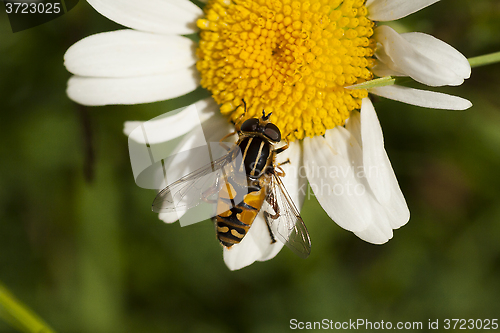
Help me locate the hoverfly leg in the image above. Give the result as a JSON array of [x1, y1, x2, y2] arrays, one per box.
[[201, 185, 219, 204], [264, 189, 280, 243], [263, 212, 277, 244], [265, 189, 280, 220], [272, 159, 290, 177], [233, 99, 248, 132], [201, 175, 223, 204], [274, 133, 293, 154], [279, 159, 291, 166], [219, 131, 237, 151], [275, 129, 298, 155], [275, 164, 287, 178], [234, 113, 246, 132], [273, 141, 289, 155]]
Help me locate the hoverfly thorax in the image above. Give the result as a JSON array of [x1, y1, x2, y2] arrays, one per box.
[[235, 112, 281, 180]]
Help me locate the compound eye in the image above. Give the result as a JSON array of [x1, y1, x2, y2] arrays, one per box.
[[240, 118, 260, 132], [264, 123, 281, 142]]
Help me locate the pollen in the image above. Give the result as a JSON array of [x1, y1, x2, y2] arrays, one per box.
[[196, 0, 375, 140]]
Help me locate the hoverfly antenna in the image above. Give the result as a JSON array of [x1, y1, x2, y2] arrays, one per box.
[[262, 110, 272, 121], [235, 99, 247, 117], [241, 99, 247, 114], [233, 99, 248, 129], [285, 129, 298, 139]]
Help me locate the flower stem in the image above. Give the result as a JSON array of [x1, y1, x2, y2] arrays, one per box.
[[0, 282, 56, 333], [468, 51, 500, 68]]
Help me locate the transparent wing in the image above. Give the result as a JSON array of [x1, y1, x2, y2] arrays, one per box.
[[264, 171, 311, 258], [152, 152, 234, 214]]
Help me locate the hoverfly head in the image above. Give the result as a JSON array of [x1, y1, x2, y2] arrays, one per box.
[[237, 104, 280, 142]]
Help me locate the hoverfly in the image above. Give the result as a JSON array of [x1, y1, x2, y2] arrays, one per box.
[[152, 103, 311, 259]]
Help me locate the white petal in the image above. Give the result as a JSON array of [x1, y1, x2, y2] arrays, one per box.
[[257, 242, 285, 262], [309, 104, 409, 242], [359, 196, 395, 244], [163, 114, 231, 188], [129, 111, 210, 191], [375, 25, 466, 87], [86, 0, 202, 35], [156, 114, 231, 223], [359, 98, 409, 228], [370, 85, 473, 110], [201, 113, 235, 145], [159, 209, 186, 224], [345, 110, 362, 146], [354, 213, 394, 244], [67, 67, 199, 106], [401, 32, 471, 80], [124, 98, 217, 144], [154, 128, 211, 222], [164, 113, 231, 186], [64, 30, 196, 77], [360, 98, 390, 203], [371, 61, 406, 78], [223, 215, 278, 271], [366, 0, 439, 21], [304, 133, 372, 232]]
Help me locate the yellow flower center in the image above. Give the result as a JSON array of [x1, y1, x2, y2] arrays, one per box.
[[197, 0, 376, 140]]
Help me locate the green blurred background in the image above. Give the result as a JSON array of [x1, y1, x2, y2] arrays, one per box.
[[1, 1, 499, 332]]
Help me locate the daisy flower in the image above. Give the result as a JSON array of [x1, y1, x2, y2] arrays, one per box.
[[64, 0, 472, 270]]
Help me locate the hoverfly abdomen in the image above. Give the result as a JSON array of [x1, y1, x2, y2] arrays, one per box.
[[215, 183, 267, 247]]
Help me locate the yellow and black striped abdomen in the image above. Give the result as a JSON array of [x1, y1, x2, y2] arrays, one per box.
[[215, 181, 267, 248]]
